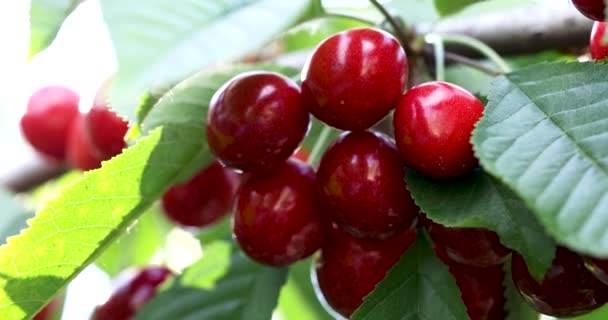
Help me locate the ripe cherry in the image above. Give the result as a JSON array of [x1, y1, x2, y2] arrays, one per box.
[[161, 160, 240, 228], [590, 22, 608, 61], [85, 104, 128, 159], [394, 81, 484, 179], [20, 86, 80, 161], [421, 215, 510, 267], [301, 27, 408, 131], [584, 256, 608, 285], [66, 115, 104, 171], [316, 131, 418, 239], [207, 71, 309, 173], [572, 0, 605, 21], [93, 266, 172, 320], [314, 224, 417, 318], [233, 158, 325, 266], [434, 244, 506, 320], [511, 247, 608, 318]]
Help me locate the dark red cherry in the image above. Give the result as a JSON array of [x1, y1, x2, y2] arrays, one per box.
[[316, 131, 418, 239], [93, 266, 172, 320], [161, 160, 240, 228], [433, 244, 506, 320], [20, 86, 80, 161], [207, 71, 310, 172], [512, 247, 608, 318], [66, 115, 104, 171], [590, 22, 608, 61], [584, 256, 608, 285], [421, 215, 510, 267], [233, 159, 325, 266], [85, 105, 128, 159], [301, 27, 408, 131], [394, 81, 484, 179], [315, 224, 417, 318], [572, 0, 605, 21]]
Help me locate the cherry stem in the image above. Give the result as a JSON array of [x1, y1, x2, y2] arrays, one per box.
[[425, 34, 446, 82], [308, 125, 333, 167], [323, 12, 376, 26], [433, 34, 512, 74], [368, 0, 409, 46]]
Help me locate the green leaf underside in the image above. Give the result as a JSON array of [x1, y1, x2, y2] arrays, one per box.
[[472, 62, 608, 256], [28, 0, 81, 59], [100, 0, 314, 123], [135, 241, 287, 320], [352, 235, 468, 320], [277, 260, 332, 320], [433, 0, 481, 16], [406, 169, 556, 279], [0, 64, 290, 319], [503, 259, 539, 320]]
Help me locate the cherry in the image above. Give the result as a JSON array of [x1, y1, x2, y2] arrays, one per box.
[[590, 22, 608, 61], [85, 104, 128, 159], [233, 158, 325, 266], [207, 71, 310, 173], [421, 214, 510, 267], [511, 247, 608, 317], [572, 0, 605, 21], [301, 27, 408, 131], [314, 224, 417, 318], [584, 256, 608, 285], [66, 114, 104, 171], [161, 160, 240, 228], [93, 266, 172, 320], [20, 86, 80, 161], [394, 81, 484, 179], [316, 131, 418, 239], [433, 244, 505, 320]]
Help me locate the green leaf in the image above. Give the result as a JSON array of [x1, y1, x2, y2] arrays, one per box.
[[433, 0, 482, 16], [281, 16, 370, 53], [29, 0, 81, 59], [277, 260, 332, 320], [100, 0, 315, 122], [0, 191, 32, 245], [504, 259, 539, 320], [472, 62, 608, 256], [0, 64, 288, 319], [352, 235, 469, 320], [196, 217, 232, 247], [386, 0, 440, 25], [407, 169, 556, 279], [566, 304, 608, 320], [95, 206, 172, 277], [135, 241, 288, 320]]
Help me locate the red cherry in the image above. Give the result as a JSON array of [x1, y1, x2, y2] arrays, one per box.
[[66, 115, 104, 171], [394, 81, 484, 179], [301, 27, 407, 131], [233, 159, 325, 266], [207, 71, 310, 173], [433, 244, 506, 320], [572, 0, 605, 21], [584, 256, 608, 285], [93, 266, 172, 320], [85, 105, 128, 159], [511, 247, 608, 318], [316, 131, 418, 239], [20, 86, 80, 161], [421, 214, 510, 267], [315, 225, 417, 318], [590, 22, 608, 61], [161, 160, 240, 228]]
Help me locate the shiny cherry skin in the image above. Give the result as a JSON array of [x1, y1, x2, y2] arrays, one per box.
[[394, 81, 484, 179], [315, 224, 417, 318], [233, 159, 325, 266], [93, 266, 172, 320], [572, 0, 605, 21], [434, 244, 505, 320], [421, 215, 510, 267], [316, 131, 418, 239], [20, 86, 80, 161], [590, 22, 608, 61], [161, 160, 240, 228], [85, 104, 128, 159], [512, 247, 608, 318], [301, 27, 408, 131], [66, 115, 104, 171], [584, 256, 608, 285], [207, 71, 309, 173]]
